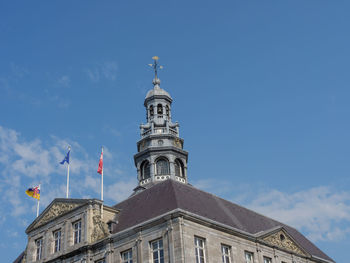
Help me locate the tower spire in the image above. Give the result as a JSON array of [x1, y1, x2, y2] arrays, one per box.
[[148, 56, 163, 87], [133, 58, 188, 193]]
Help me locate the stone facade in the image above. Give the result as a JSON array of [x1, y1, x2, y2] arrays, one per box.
[[22, 206, 332, 263], [23, 199, 118, 263]]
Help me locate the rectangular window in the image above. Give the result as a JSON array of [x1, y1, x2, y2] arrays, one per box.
[[221, 245, 231, 263], [73, 220, 81, 244], [35, 238, 43, 261], [53, 229, 61, 252], [263, 256, 272, 263], [121, 249, 133, 263], [151, 239, 164, 263], [245, 251, 254, 263], [194, 237, 205, 263]]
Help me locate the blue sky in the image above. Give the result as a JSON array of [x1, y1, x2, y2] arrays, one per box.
[[1, 1, 349, 262]]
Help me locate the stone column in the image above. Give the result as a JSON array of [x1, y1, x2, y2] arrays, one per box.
[[105, 242, 114, 263], [255, 242, 262, 263], [179, 217, 186, 263], [43, 229, 49, 261], [136, 232, 143, 263], [166, 220, 174, 263]]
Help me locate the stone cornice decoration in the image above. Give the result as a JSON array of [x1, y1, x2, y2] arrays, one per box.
[[91, 210, 109, 243], [33, 203, 80, 229], [262, 230, 307, 257]]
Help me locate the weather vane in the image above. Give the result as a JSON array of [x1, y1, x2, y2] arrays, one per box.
[[148, 56, 163, 80]]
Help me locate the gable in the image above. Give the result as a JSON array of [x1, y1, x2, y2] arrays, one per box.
[[261, 229, 307, 256], [26, 199, 87, 233], [34, 202, 81, 229]]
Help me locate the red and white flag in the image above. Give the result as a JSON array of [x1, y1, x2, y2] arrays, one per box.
[[97, 150, 103, 175]]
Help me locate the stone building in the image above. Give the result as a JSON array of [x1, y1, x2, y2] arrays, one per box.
[[15, 61, 334, 263]]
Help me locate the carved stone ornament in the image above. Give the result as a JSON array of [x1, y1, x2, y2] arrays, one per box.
[[263, 230, 307, 256], [173, 138, 182, 148], [33, 203, 80, 229], [91, 210, 109, 243]]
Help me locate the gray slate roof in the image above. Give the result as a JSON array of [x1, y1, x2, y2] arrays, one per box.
[[113, 179, 333, 262], [13, 251, 24, 263]]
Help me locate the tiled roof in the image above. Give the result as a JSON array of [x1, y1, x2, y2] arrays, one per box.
[[113, 179, 333, 262], [13, 251, 24, 263]]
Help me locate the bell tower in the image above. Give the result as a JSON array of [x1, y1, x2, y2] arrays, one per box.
[[134, 57, 188, 191]]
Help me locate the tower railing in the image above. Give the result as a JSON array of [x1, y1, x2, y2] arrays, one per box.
[[141, 127, 178, 138]]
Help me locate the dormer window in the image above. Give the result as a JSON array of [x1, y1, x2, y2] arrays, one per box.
[[157, 104, 163, 114], [73, 220, 81, 244], [53, 229, 61, 252], [35, 237, 43, 261], [156, 158, 170, 175]]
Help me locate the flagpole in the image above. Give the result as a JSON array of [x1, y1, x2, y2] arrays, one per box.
[[101, 146, 104, 219], [36, 184, 41, 218], [66, 146, 71, 198]]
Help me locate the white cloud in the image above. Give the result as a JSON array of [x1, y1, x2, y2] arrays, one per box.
[[86, 68, 100, 82], [57, 75, 70, 88], [0, 125, 134, 228], [10, 63, 29, 79], [85, 61, 118, 82], [243, 186, 350, 242], [192, 177, 350, 242], [105, 178, 137, 203], [101, 62, 118, 81]]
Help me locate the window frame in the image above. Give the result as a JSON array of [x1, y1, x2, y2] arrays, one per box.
[[221, 244, 231, 263], [244, 251, 254, 263], [53, 229, 61, 253], [157, 104, 163, 114], [155, 158, 170, 175], [194, 236, 206, 263], [141, 160, 151, 180], [263, 256, 272, 263], [35, 237, 43, 261], [150, 238, 164, 263], [165, 105, 170, 117], [174, 159, 184, 178], [73, 220, 82, 244], [121, 249, 133, 263]]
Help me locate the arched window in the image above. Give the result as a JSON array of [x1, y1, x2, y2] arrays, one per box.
[[174, 159, 185, 178], [165, 105, 170, 117], [149, 105, 154, 117], [157, 104, 163, 114], [156, 158, 169, 175], [141, 160, 151, 179]]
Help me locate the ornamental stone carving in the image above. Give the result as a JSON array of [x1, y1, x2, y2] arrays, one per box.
[[173, 138, 182, 148], [34, 203, 80, 229], [263, 230, 307, 256], [91, 210, 109, 243]]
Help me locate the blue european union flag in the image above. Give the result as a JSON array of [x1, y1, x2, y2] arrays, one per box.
[[60, 150, 70, 165]]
